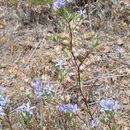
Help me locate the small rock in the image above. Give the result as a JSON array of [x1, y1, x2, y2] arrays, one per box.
[[20, 87, 25, 91], [117, 39, 124, 45], [123, 100, 129, 105], [125, 90, 130, 95]]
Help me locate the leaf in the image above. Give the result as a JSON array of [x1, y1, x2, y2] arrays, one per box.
[[58, 73, 64, 81], [80, 78, 83, 86], [68, 13, 74, 22], [100, 119, 108, 125], [70, 121, 76, 128], [62, 39, 70, 45], [86, 32, 94, 39], [88, 90, 92, 97], [43, 100, 49, 106], [58, 32, 66, 39], [51, 34, 58, 42], [21, 112, 31, 121], [112, 126, 117, 130], [67, 12, 78, 22], [58, 8, 66, 16], [73, 12, 80, 20], [27, 93, 33, 99], [92, 38, 99, 47], [105, 111, 115, 120], [64, 48, 71, 58], [66, 111, 73, 121], [64, 71, 68, 76]]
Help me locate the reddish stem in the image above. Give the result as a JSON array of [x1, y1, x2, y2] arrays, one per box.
[[92, 106, 99, 116], [90, 79, 98, 91], [85, 86, 88, 104], [79, 48, 91, 67], [68, 60, 78, 72], [65, 16, 93, 120], [66, 80, 75, 88], [64, 80, 71, 88]]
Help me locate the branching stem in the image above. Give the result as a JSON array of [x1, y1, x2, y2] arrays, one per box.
[[64, 17, 93, 120]]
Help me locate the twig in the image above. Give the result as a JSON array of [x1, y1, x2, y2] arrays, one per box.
[[25, 40, 42, 66], [110, 57, 130, 66]]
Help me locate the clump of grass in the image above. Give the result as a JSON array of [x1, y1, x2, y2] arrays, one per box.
[[4, 0, 54, 6]]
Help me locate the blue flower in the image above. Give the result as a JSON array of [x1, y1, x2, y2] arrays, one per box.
[[100, 100, 112, 112], [100, 99, 121, 113], [95, 74, 100, 79], [78, 10, 85, 18], [0, 95, 10, 109], [36, 80, 41, 86], [69, 104, 81, 114], [67, 0, 72, 3], [34, 90, 45, 98], [0, 95, 4, 100], [33, 80, 42, 89], [44, 84, 55, 95], [0, 88, 7, 93], [55, 61, 65, 70], [34, 87, 45, 98], [0, 106, 5, 116], [116, 48, 124, 57], [60, 104, 69, 112], [96, 88, 100, 92], [91, 120, 98, 128], [19, 102, 36, 115], [113, 101, 122, 112], [116, 48, 124, 54], [53, 0, 65, 8]]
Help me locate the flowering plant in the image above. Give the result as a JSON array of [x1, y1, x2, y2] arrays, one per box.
[[51, 0, 123, 129], [33, 80, 55, 98], [0, 88, 10, 116], [33, 80, 56, 106], [100, 99, 122, 129], [60, 104, 80, 128], [60, 104, 81, 114], [100, 99, 122, 113], [18, 102, 36, 126]]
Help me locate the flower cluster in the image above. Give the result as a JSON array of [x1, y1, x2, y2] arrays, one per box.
[[53, 0, 72, 9], [60, 104, 80, 114], [53, 0, 85, 19], [18, 102, 36, 115], [33, 80, 55, 98], [100, 99, 122, 113], [53, 0, 65, 8], [0, 96, 10, 116], [44, 84, 55, 95], [0, 88, 10, 116]]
